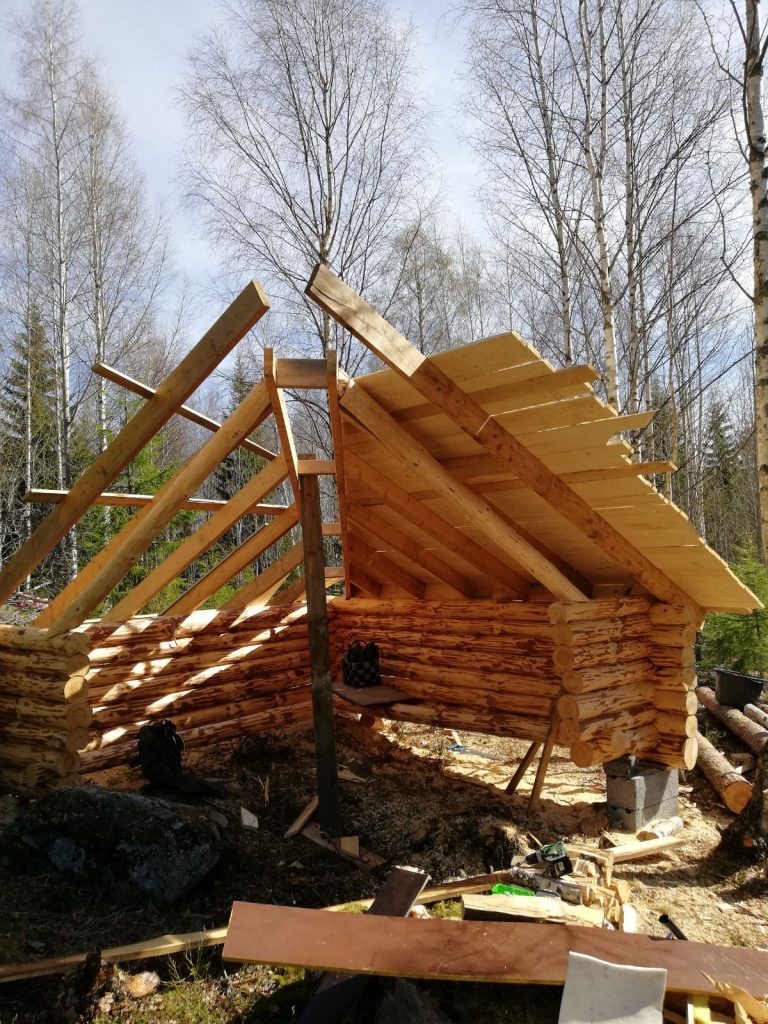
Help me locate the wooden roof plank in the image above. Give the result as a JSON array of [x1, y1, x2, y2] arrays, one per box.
[[0, 280, 270, 606], [347, 530, 427, 599], [305, 264, 703, 611]]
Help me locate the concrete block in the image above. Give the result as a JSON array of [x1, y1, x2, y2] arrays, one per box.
[[606, 768, 678, 810], [603, 756, 638, 779], [607, 796, 679, 832]]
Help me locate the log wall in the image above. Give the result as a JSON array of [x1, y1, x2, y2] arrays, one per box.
[[81, 603, 313, 773], [0, 624, 91, 795]]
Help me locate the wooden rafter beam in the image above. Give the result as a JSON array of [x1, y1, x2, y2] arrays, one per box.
[[339, 380, 586, 601], [24, 489, 233, 514], [164, 506, 300, 616], [264, 348, 300, 503], [0, 280, 270, 605], [102, 456, 289, 621], [37, 381, 274, 635], [347, 530, 427, 599], [93, 362, 276, 461], [327, 351, 352, 599], [347, 500, 475, 599], [347, 562, 382, 599], [297, 460, 336, 476], [344, 449, 527, 598], [268, 566, 345, 606], [223, 540, 304, 610], [306, 265, 700, 612], [275, 358, 327, 389]]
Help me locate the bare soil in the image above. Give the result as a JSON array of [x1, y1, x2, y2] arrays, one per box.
[[0, 712, 765, 1023]]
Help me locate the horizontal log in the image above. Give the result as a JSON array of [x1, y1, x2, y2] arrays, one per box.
[[650, 624, 697, 647], [85, 605, 307, 646], [696, 733, 752, 813], [653, 690, 698, 715], [553, 640, 650, 672], [88, 622, 310, 667], [0, 721, 90, 752], [383, 643, 552, 677], [334, 625, 555, 655], [558, 683, 654, 721], [331, 598, 552, 623], [0, 763, 40, 793], [654, 667, 697, 691], [559, 708, 657, 746], [744, 703, 768, 730], [649, 646, 696, 669], [0, 626, 89, 656], [0, 698, 92, 728], [551, 616, 651, 645], [561, 660, 654, 695], [611, 724, 660, 755], [334, 615, 555, 640], [570, 736, 621, 769], [635, 735, 698, 771], [0, 743, 80, 774], [696, 687, 768, 755], [3, 672, 89, 702], [0, 649, 90, 675], [377, 701, 549, 742], [377, 674, 556, 719], [370, 655, 559, 696], [647, 604, 703, 627], [653, 712, 698, 738], [548, 597, 653, 625]]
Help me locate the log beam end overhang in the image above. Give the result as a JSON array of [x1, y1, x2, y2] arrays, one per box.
[[307, 263, 702, 614]]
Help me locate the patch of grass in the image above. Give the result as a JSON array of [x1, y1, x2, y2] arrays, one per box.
[[427, 899, 463, 919]]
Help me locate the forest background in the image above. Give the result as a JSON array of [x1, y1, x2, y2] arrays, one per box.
[[0, 0, 765, 634]]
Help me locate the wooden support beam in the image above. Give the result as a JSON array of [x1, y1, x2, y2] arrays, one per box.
[[23, 488, 288, 515], [298, 460, 336, 476], [275, 358, 328, 389], [505, 741, 542, 795], [164, 506, 299, 616], [103, 456, 289, 621], [347, 500, 474, 598], [224, 541, 304, 610], [347, 530, 426, 599], [327, 351, 352, 599], [300, 472, 342, 837], [0, 281, 270, 604], [345, 449, 528, 597], [306, 265, 700, 612], [93, 362, 276, 460], [348, 562, 382, 598], [37, 381, 274, 635], [339, 379, 587, 601], [264, 348, 300, 502]]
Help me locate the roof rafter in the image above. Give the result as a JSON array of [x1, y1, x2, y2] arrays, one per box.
[[347, 530, 427, 599]]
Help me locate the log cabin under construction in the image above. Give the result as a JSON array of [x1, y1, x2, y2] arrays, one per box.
[[0, 265, 760, 804]]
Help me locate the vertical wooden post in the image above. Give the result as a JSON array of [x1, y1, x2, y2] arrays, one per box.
[[299, 471, 342, 837]]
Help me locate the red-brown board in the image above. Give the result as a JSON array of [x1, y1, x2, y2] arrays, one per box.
[[223, 902, 768, 997]]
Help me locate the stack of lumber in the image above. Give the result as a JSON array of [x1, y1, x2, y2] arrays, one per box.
[[331, 599, 556, 740], [553, 599, 700, 770], [81, 603, 314, 772], [0, 624, 91, 795]]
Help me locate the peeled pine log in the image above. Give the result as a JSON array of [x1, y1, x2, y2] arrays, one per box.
[[648, 646, 695, 669], [379, 701, 549, 742], [653, 712, 698, 738], [384, 642, 552, 677], [650, 624, 698, 648], [88, 622, 310, 665], [0, 626, 89, 656], [0, 648, 90, 675], [6, 672, 89, 702], [334, 598, 551, 623], [551, 615, 651, 645], [558, 682, 654, 721], [334, 614, 555, 640], [570, 735, 622, 768], [0, 720, 90, 752], [0, 696, 92, 728], [744, 704, 768, 730], [654, 666, 697, 691], [636, 734, 698, 770], [648, 604, 702, 627], [697, 687, 768, 755], [0, 743, 80, 775], [696, 733, 753, 813], [335, 628, 554, 658], [379, 656, 558, 698], [548, 597, 653, 624], [559, 708, 656, 746], [654, 690, 698, 714], [0, 763, 40, 792], [86, 605, 307, 647], [561, 660, 653, 695], [372, 673, 555, 719], [553, 640, 650, 672]]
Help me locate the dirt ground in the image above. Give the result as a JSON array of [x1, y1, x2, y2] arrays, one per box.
[[0, 711, 765, 1023]]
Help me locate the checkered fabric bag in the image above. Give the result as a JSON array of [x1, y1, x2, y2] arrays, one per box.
[[342, 641, 381, 688]]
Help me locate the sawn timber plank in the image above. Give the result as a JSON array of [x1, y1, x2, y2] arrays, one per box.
[[223, 903, 768, 997]]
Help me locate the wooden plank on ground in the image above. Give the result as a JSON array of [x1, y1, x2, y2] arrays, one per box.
[[0, 281, 269, 605], [298, 867, 429, 1024], [300, 822, 386, 870], [223, 903, 768, 996]]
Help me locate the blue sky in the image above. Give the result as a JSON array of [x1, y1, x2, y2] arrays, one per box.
[[0, 0, 483, 341]]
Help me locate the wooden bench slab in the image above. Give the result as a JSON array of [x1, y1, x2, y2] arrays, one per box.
[[332, 681, 414, 706], [223, 902, 768, 997]]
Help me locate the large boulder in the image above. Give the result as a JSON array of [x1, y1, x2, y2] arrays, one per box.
[[13, 785, 222, 905]]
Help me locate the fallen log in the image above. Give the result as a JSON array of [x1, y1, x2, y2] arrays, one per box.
[[744, 703, 768, 731], [696, 687, 768, 755], [696, 733, 753, 813]]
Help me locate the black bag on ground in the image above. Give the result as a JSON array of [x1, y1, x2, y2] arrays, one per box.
[[342, 641, 381, 688], [136, 719, 226, 797]]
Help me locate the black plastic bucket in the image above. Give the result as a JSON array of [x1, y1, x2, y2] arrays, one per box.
[[714, 668, 765, 710]]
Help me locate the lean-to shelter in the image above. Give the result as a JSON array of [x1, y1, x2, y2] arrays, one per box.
[[0, 267, 759, 798]]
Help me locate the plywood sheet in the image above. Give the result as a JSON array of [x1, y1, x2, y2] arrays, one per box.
[[223, 903, 768, 996]]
